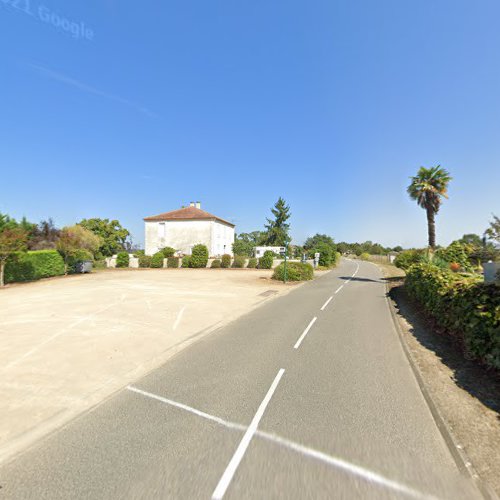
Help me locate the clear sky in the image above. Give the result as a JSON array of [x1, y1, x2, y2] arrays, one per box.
[[1, 0, 499, 248]]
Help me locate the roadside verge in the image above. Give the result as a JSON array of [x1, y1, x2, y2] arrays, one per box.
[[377, 263, 499, 500]]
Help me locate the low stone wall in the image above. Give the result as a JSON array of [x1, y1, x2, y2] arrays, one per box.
[[105, 256, 315, 269], [105, 255, 139, 268]]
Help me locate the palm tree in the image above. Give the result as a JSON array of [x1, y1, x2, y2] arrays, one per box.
[[407, 165, 452, 248]]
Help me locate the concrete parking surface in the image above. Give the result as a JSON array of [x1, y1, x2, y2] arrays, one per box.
[[0, 268, 299, 463]]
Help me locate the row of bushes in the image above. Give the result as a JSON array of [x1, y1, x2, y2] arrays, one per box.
[[4, 250, 65, 283], [405, 263, 500, 370], [135, 248, 275, 270]]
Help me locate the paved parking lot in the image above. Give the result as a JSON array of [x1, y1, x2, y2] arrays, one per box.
[[0, 268, 298, 463]]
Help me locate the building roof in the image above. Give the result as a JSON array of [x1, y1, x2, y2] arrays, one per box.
[[143, 206, 235, 227]]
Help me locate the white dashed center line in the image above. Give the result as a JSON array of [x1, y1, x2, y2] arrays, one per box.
[[294, 317, 318, 349]]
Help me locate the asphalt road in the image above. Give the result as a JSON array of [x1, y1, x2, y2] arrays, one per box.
[[0, 259, 482, 499]]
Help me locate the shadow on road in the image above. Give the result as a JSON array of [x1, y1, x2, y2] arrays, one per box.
[[389, 284, 500, 418], [338, 276, 383, 283]]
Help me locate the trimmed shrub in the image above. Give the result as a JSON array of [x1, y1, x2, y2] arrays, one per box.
[[139, 255, 152, 268], [161, 246, 176, 258], [247, 257, 258, 269], [211, 259, 221, 268], [5, 250, 65, 283], [272, 262, 314, 281], [167, 257, 179, 268], [406, 263, 500, 369], [232, 255, 246, 268], [181, 255, 191, 268], [116, 251, 129, 268], [258, 250, 274, 270], [151, 252, 165, 268], [189, 244, 208, 268], [221, 254, 231, 268]]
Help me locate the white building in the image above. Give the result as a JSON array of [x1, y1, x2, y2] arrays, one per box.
[[144, 202, 235, 257], [255, 246, 286, 258]]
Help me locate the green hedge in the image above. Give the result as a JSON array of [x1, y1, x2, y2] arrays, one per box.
[[247, 257, 258, 269], [189, 244, 208, 268], [182, 255, 191, 268], [272, 262, 314, 281], [211, 259, 221, 268], [232, 255, 246, 268], [116, 251, 129, 268], [161, 247, 176, 258], [406, 263, 500, 369], [394, 249, 427, 270], [221, 254, 231, 268], [151, 252, 164, 268], [258, 251, 274, 269], [5, 250, 65, 283], [167, 257, 179, 268], [139, 255, 152, 268]]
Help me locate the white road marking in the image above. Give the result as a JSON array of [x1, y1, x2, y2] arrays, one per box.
[[127, 385, 432, 500], [257, 431, 432, 500], [212, 368, 285, 500], [320, 296, 333, 311], [353, 263, 359, 277], [334, 284, 344, 294], [173, 306, 186, 331], [293, 317, 317, 349], [127, 386, 246, 432]]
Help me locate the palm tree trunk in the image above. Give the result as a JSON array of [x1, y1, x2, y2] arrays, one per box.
[[427, 207, 436, 248]]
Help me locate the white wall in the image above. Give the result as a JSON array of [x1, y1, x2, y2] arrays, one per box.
[[145, 220, 234, 257], [211, 221, 235, 257]]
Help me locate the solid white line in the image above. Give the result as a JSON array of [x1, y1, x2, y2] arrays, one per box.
[[257, 431, 433, 500], [293, 317, 317, 349], [173, 306, 186, 331], [126, 386, 246, 432], [211, 368, 285, 500], [334, 284, 344, 294], [126, 386, 431, 499], [320, 296, 333, 311]]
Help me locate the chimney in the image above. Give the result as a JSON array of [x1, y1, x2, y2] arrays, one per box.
[[189, 201, 195, 207], [195, 201, 201, 209]]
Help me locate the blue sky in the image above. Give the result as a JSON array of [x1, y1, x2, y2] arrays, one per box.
[[1, 0, 499, 248]]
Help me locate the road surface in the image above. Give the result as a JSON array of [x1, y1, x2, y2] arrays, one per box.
[[0, 259, 481, 499]]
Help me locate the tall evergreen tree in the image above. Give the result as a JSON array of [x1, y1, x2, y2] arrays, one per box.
[[263, 197, 291, 246]]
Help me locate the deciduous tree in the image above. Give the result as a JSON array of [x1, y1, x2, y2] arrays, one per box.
[[78, 218, 130, 258]]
